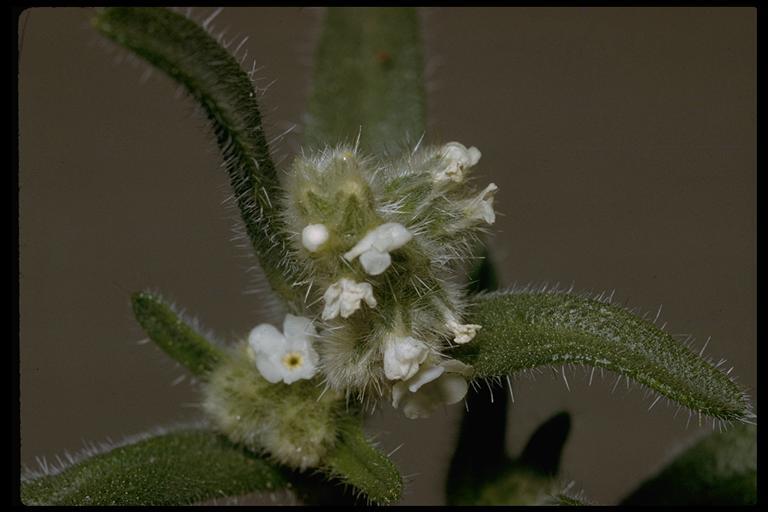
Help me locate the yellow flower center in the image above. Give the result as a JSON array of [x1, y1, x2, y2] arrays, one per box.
[[282, 352, 304, 370]]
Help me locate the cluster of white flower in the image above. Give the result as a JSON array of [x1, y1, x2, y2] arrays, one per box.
[[433, 142, 498, 226], [246, 142, 494, 418]]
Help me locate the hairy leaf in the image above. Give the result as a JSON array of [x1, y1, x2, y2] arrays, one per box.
[[21, 429, 287, 505], [132, 291, 222, 378], [621, 423, 756, 505], [321, 416, 402, 505], [305, 7, 425, 154], [92, 7, 300, 305], [455, 291, 753, 423]]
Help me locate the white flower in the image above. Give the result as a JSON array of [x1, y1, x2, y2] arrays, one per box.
[[343, 223, 413, 275], [433, 142, 482, 183], [248, 315, 319, 384], [301, 224, 329, 252], [392, 359, 473, 419], [467, 183, 498, 225], [447, 320, 482, 344], [322, 278, 377, 320], [383, 335, 430, 381]]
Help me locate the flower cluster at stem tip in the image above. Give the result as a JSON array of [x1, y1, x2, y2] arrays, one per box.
[[246, 141, 497, 419]]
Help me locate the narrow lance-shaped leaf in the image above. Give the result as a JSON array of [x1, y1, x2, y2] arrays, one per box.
[[92, 7, 301, 305], [305, 7, 425, 154], [621, 423, 756, 505], [21, 428, 288, 506], [454, 291, 753, 423], [321, 415, 402, 505], [131, 291, 222, 379]]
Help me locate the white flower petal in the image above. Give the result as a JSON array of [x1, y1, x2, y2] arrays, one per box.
[[343, 232, 376, 261], [383, 336, 429, 381], [256, 355, 284, 383], [447, 320, 482, 344], [370, 223, 413, 253], [301, 224, 329, 252], [439, 359, 474, 376], [468, 183, 498, 225], [344, 223, 412, 275], [248, 324, 285, 355], [322, 278, 377, 320], [283, 314, 316, 342], [407, 364, 445, 393], [434, 142, 482, 183], [466, 146, 482, 167], [321, 282, 343, 320], [434, 373, 469, 405], [391, 358, 473, 419], [359, 249, 391, 276], [250, 315, 318, 384]]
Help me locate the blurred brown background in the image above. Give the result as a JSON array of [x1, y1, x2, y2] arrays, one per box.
[[19, 7, 755, 505]]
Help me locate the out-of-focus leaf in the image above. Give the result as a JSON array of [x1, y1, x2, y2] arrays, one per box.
[[305, 7, 425, 154], [621, 423, 756, 505]]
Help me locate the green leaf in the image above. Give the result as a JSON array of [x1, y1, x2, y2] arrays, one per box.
[[621, 423, 756, 505], [92, 7, 300, 305], [21, 428, 288, 505], [447, 410, 572, 506], [321, 415, 402, 505], [454, 291, 753, 423], [305, 7, 425, 154], [131, 291, 222, 378], [519, 411, 571, 476]]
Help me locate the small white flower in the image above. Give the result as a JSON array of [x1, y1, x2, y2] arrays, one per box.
[[433, 142, 482, 183], [247, 315, 319, 384], [383, 335, 430, 381], [322, 278, 377, 320], [446, 320, 482, 344], [467, 183, 498, 225], [301, 224, 329, 252], [392, 359, 473, 419], [343, 223, 413, 275]]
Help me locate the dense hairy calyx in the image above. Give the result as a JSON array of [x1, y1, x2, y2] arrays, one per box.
[[203, 342, 345, 470], [202, 343, 402, 504], [280, 145, 494, 401], [455, 291, 753, 423]]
